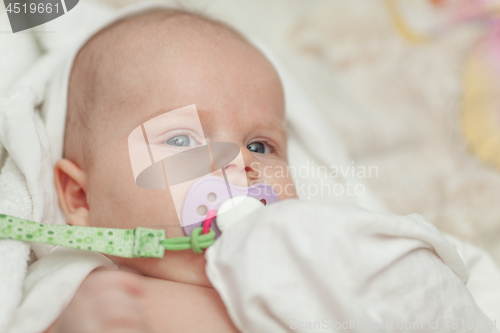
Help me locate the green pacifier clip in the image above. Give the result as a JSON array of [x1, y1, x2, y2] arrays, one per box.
[[0, 214, 215, 258]]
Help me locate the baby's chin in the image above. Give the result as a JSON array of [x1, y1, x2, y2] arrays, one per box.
[[106, 250, 212, 288]]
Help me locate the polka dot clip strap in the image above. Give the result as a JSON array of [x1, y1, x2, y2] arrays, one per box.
[[0, 214, 215, 258]]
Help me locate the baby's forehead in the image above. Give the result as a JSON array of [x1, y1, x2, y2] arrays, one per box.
[[66, 9, 284, 158], [71, 9, 272, 108], [87, 16, 273, 93], [79, 10, 249, 71]]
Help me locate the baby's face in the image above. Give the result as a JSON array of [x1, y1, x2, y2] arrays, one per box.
[[65, 15, 297, 286]]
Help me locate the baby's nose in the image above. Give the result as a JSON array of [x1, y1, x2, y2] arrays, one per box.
[[240, 146, 260, 178], [220, 162, 246, 188], [217, 144, 256, 187]]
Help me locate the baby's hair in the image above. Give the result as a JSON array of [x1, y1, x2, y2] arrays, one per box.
[[64, 7, 249, 171]]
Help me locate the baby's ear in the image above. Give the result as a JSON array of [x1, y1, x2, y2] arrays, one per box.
[[54, 159, 90, 227]]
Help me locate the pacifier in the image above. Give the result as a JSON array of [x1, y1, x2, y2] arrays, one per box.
[[181, 176, 279, 239]]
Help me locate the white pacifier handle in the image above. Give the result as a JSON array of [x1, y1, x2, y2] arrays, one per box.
[[216, 196, 265, 232]]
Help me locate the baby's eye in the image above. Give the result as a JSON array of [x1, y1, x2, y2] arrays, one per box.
[[247, 142, 271, 154], [164, 135, 199, 147]]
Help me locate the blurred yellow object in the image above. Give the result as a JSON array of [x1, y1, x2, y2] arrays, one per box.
[[384, 0, 500, 43], [384, 0, 500, 169], [384, 0, 430, 43], [462, 40, 500, 168]]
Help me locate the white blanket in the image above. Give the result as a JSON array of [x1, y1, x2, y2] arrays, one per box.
[[1, 1, 499, 333], [206, 200, 500, 333]]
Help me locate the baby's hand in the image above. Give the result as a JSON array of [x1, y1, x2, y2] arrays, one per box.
[[46, 269, 151, 333]]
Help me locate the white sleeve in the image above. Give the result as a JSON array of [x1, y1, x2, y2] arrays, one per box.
[[8, 247, 116, 333], [206, 200, 499, 333]]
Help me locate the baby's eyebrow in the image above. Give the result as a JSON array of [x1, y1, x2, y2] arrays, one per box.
[[136, 105, 199, 128], [138, 106, 288, 140], [142, 107, 173, 123], [255, 121, 288, 143], [260, 120, 287, 133], [141, 105, 205, 124]]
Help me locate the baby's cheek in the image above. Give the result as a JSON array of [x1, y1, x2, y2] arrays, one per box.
[[272, 176, 297, 200], [89, 166, 180, 231], [252, 160, 297, 200]]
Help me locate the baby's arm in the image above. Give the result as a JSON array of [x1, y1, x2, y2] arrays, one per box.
[[44, 269, 151, 333], [44, 269, 239, 333], [138, 273, 240, 333]]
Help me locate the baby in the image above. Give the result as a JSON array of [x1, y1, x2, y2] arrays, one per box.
[[47, 7, 297, 333]]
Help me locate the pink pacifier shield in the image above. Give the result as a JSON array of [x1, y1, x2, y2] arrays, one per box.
[[182, 177, 279, 238]]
